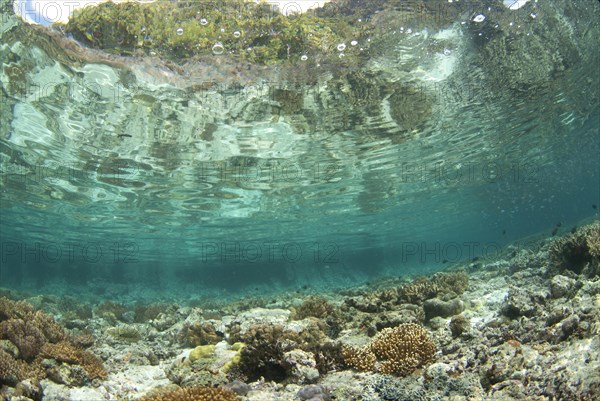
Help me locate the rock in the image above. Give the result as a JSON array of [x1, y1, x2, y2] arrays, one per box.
[[501, 287, 543, 318], [449, 314, 470, 337], [223, 380, 251, 396], [284, 349, 319, 384], [550, 275, 576, 298], [424, 298, 464, 320], [46, 364, 88, 387], [14, 379, 43, 401], [297, 384, 332, 401], [0, 339, 19, 358]]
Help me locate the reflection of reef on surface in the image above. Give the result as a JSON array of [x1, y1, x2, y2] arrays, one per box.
[[60, 0, 369, 65]]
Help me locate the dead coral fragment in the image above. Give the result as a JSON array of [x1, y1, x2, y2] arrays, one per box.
[[343, 323, 436, 377], [549, 221, 600, 274], [138, 386, 239, 401]]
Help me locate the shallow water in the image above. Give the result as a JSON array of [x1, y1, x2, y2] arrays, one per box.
[[1, 0, 598, 303]]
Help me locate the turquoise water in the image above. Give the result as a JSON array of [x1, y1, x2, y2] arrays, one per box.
[[1, 0, 598, 301]]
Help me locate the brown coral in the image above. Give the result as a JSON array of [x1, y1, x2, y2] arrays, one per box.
[[0, 318, 46, 361], [342, 323, 436, 377], [397, 277, 440, 304], [341, 344, 376, 371], [0, 297, 107, 384], [40, 342, 107, 380], [0, 349, 43, 384], [138, 386, 239, 401], [396, 271, 469, 304], [370, 323, 436, 376]]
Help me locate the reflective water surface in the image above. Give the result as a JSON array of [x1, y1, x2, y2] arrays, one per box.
[[1, 0, 598, 298]]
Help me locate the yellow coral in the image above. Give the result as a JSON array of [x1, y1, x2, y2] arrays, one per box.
[[188, 345, 216, 363]]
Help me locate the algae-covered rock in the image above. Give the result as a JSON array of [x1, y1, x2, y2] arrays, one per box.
[[61, 0, 367, 64]]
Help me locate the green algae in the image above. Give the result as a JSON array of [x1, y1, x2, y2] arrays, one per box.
[[60, 0, 369, 64]]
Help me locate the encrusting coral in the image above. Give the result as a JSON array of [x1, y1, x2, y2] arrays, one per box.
[[342, 323, 436, 377], [138, 386, 239, 401]]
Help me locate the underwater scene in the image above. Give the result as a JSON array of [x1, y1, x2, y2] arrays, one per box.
[[0, 0, 599, 400]]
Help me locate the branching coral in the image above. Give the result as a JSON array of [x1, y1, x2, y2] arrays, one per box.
[[341, 344, 376, 371], [139, 386, 239, 401], [396, 271, 469, 304], [0, 318, 46, 362], [0, 349, 43, 385], [342, 323, 436, 377], [397, 278, 440, 304], [40, 342, 107, 380], [370, 323, 436, 376], [0, 297, 107, 385]]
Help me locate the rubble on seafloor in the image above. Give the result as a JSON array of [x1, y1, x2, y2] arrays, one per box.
[[1, 221, 599, 400]]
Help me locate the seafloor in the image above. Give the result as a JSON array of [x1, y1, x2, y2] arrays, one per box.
[[1, 220, 599, 401]]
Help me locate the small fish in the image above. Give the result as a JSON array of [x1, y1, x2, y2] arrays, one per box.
[[472, 256, 480, 262], [442, 259, 448, 264], [570, 226, 577, 234], [551, 227, 558, 236], [118, 134, 132, 138], [502, 229, 506, 235], [556, 222, 562, 227], [593, 204, 597, 210]]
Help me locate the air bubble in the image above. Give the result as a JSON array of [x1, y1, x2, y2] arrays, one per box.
[[337, 43, 346, 51], [473, 14, 485, 22], [300, 54, 308, 61], [233, 31, 241, 38], [338, 53, 345, 58], [350, 40, 358, 46], [212, 42, 225, 55], [176, 27, 184, 35], [200, 18, 208, 25]]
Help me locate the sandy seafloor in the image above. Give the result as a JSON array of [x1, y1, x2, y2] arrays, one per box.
[[1, 221, 599, 401]]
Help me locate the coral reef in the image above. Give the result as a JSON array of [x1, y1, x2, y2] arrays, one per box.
[[343, 323, 436, 376], [138, 386, 239, 401]]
